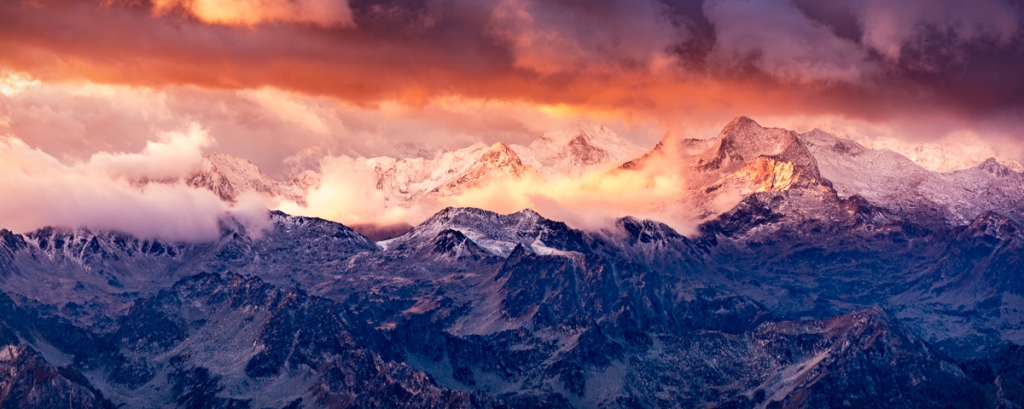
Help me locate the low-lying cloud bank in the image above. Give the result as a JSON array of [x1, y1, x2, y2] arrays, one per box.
[[278, 146, 725, 237], [0, 126, 269, 241], [1, 73, 1020, 241]]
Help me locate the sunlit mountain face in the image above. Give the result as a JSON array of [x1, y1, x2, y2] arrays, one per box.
[[2, 1, 1024, 408]]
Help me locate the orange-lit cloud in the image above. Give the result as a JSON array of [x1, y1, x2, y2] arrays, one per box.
[[151, 0, 355, 27], [487, 0, 678, 75], [0, 72, 666, 177], [3, 67, 1022, 239], [278, 155, 699, 235], [1, 0, 1023, 238], [278, 135, 767, 236], [1, 0, 1021, 149]]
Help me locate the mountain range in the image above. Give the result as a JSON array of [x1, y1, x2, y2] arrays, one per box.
[[2, 118, 1024, 408], [190, 118, 1024, 234]]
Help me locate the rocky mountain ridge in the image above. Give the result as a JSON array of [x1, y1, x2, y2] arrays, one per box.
[[1, 198, 1023, 407], [182, 118, 1024, 237], [186, 152, 314, 205], [4, 117, 1024, 408]]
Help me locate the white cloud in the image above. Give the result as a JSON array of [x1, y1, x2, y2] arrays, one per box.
[[0, 126, 267, 241]]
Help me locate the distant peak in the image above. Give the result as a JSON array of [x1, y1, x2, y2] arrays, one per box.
[[488, 140, 512, 152], [200, 152, 264, 176], [479, 141, 524, 166], [509, 208, 542, 220], [715, 116, 799, 161], [535, 122, 619, 146], [721, 116, 761, 134]]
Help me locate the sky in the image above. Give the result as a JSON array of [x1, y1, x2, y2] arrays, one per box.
[[1, 0, 1023, 239]]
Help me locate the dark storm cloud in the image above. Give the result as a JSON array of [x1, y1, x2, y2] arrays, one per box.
[[0, 0, 1023, 142]]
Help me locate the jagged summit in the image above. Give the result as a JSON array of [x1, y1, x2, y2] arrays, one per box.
[[187, 152, 309, 205], [430, 141, 534, 196], [140, 119, 1024, 238], [480, 141, 519, 165], [188, 153, 274, 202], [380, 206, 586, 257], [625, 116, 818, 177], [3, 195, 1024, 406], [615, 116, 827, 224], [511, 122, 646, 177], [717, 116, 797, 159], [363, 124, 643, 208]]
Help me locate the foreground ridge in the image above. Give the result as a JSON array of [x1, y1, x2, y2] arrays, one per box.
[[0, 197, 1022, 407]]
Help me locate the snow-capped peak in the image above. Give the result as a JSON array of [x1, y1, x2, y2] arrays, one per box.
[[429, 141, 535, 197], [478, 141, 524, 169], [849, 136, 1024, 172], [510, 122, 646, 178], [719, 116, 800, 160], [356, 125, 644, 208], [800, 129, 1024, 228], [187, 153, 308, 205]]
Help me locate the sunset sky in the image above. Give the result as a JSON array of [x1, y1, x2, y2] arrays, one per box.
[[2, 0, 1023, 238]]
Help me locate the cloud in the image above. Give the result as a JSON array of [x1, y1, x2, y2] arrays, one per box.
[[1, 0, 1022, 137], [276, 154, 437, 228], [703, 0, 878, 83], [859, 0, 1020, 61], [0, 73, 663, 179], [488, 0, 680, 75], [0, 125, 269, 241], [88, 123, 212, 180], [0, 71, 39, 97], [280, 148, 708, 236], [0, 0, 1022, 188], [239, 87, 333, 135], [151, 0, 355, 27]]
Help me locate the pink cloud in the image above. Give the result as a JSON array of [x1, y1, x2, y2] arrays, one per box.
[[0, 125, 269, 241]]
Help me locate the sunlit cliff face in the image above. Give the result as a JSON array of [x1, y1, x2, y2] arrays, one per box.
[[736, 158, 799, 193], [0, 0, 1022, 239]]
